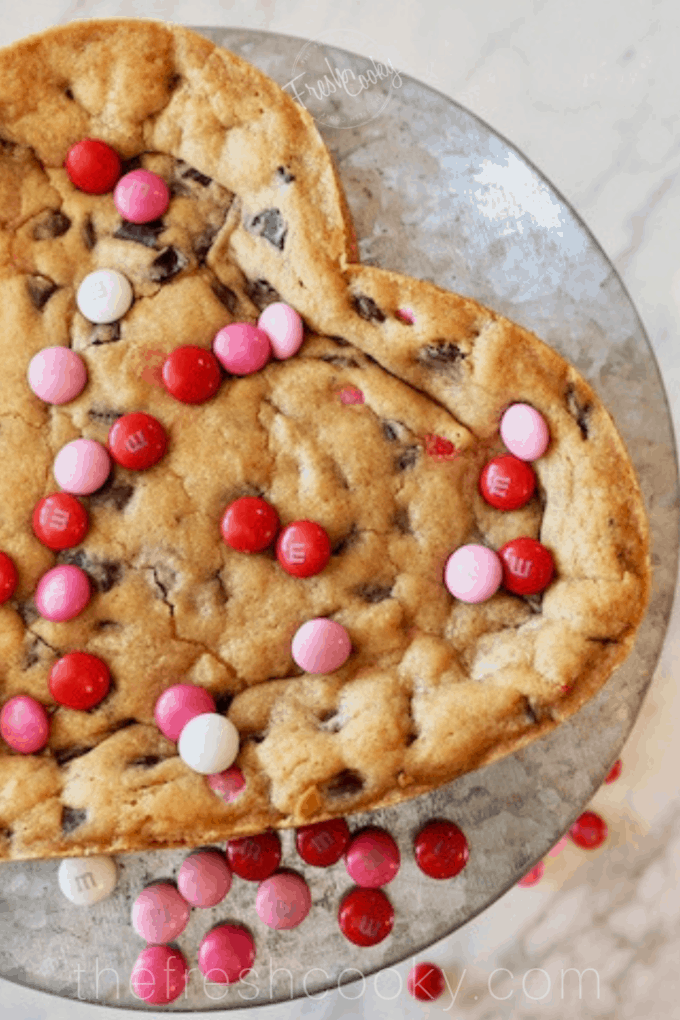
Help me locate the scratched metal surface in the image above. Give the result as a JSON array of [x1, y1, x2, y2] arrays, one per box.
[[0, 26, 677, 1011]]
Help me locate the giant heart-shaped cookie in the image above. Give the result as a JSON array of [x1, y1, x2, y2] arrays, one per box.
[[0, 21, 650, 862]]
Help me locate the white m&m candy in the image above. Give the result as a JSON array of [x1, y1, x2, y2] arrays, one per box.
[[178, 713, 240, 774], [58, 855, 117, 905], [76, 269, 133, 324]]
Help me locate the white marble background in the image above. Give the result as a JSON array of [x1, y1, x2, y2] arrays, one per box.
[[1, 0, 679, 1017]]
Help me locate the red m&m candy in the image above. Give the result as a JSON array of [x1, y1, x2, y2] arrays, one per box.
[[407, 962, 446, 1001], [296, 818, 350, 866], [48, 652, 111, 710], [276, 520, 331, 577], [226, 831, 282, 881], [414, 819, 469, 879], [108, 412, 168, 470], [479, 454, 536, 511], [337, 887, 394, 946], [161, 346, 222, 404], [517, 861, 545, 886], [65, 139, 121, 194], [569, 810, 608, 849], [32, 493, 89, 551], [605, 758, 622, 784], [498, 536, 554, 595], [221, 497, 280, 553], [0, 551, 18, 604]]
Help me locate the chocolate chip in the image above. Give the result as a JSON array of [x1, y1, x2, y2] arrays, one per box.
[[27, 274, 58, 310], [32, 210, 71, 240], [109, 717, 136, 733], [90, 321, 121, 346], [522, 696, 540, 725], [148, 245, 189, 284], [318, 354, 361, 368], [521, 592, 543, 614], [0, 136, 17, 154], [381, 420, 402, 442], [82, 216, 96, 251], [418, 340, 466, 370], [167, 72, 182, 92], [129, 755, 163, 768], [213, 692, 234, 714], [247, 732, 265, 744], [119, 154, 143, 176], [114, 218, 165, 248], [194, 225, 219, 262], [182, 165, 212, 186], [332, 524, 359, 556], [54, 746, 92, 766], [328, 335, 351, 347], [0, 826, 12, 840], [88, 405, 125, 426], [354, 582, 393, 603], [64, 87, 75, 101], [565, 383, 592, 439], [245, 278, 281, 310], [318, 710, 341, 733], [93, 619, 121, 631], [247, 208, 287, 251], [323, 769, 364, 798], [393, 507, 411, 534], [61, 806, 88, 833], [588, 635, 617, 645], [396, 446, 419, 471], [22, 635, 57, 670], [58, 550, 123, 593], [276, 166, 295, 184], [352, 294, 386, 323], [210, 279, 239, 314], [87, 478, 134, 511], [15, 601, 39, 627]]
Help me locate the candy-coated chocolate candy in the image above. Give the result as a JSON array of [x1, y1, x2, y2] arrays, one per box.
[[255, 870, 312, 929], [0, 551, 18, 604], [395, 307, 415, 324], [479, 454, 536, 511], [220, 496, 280, 553], [65, 139, 121, 194], [498, 536, 554, 595], [49, 652, 110, 711], [291, 618, 352, 674], [177, 850, 232, 908], [605, 758, 623, 784], [344, 827, 400, 887], [76, 269, 133, 324], [296, 818, 350, 867], [547, 835, 569, 857], [207, 766, 246, 803], [226, 831, 282, 881], [32, 493, 89, 551], [27, 347, 88, 405], [407, 962, 446, 1001], [569, 810, 608, 849], [132, 882, 190, 943], [414, 819, 469, 879], [53, 438, 111, 495], [0, 695, 49, 753], [337, 887, 394, 946], [34, 565, 91, 622], [339, 386, 364, 404], [130, 945, 188, 1004], [114, 169, 170, 223], [517, 861, 545, 887], [57, 855, 118, 905], [154, 684, 216, 742], [276, 520, 331, 577], [212, 322, 271, 375], [178, 713, 239, 774], [257, 302, 304, 359], [197, 923, 255, 984], [500, 403, 550, 461], [444, 544, 502, 603], [161, 345, 222, 403], [108, 412, 168, 470]]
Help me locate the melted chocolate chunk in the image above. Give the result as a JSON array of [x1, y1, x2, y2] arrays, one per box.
[[352, 294, 386, 323], [64, 87, 75, 101], [247, 732, 265, 745], [93, 619, 121, 631], [90, 321, 121, 345], [318, 354, 361, 369], [27, 275, 58, 311], [245, 278, 281, 310], [210, 279, 239, 314], [109, 718, 136, 733], [32, 210, 71, 241], [213, 692, 234, 715], [0, 136, 17, 154], [81, 216, 96, 251], [588, 635, 618, 645], [182, 165, 212, 186], [565, 383, 592, 439], [61, 806, 88, 833], [148, 246, 189, 283], [396, 446, 419, 471], [22, 635, 58, 670], [332, 523, 359, 556], [119, 154, 143, 176], [276, 166, 295, 184], [354, 582, 393, 603], [54, 746, 92, 766], [521, 592, 544, 614], [87, 478, 134, 511], [318, 710, 341, 733], [194, 225, 219, 262], [247, 208, 287, 250], [323, 768, 364, 798], [418, 340, 466, 370], [167, 72, 182, 92], [0, 826, 12, 841], [522, 696, 540, 725], [114, 219, 165, 249], [15, 601, 39, 627], [328, 335, 351, 347], [88, 405, 125, 426], [129, 755, 163, 768], [59, 550, 123, 593], [393, 507, 411, 534], [381, 420, 405, 442]]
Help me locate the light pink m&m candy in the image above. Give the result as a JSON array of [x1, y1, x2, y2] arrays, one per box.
[[198, 923, 255, 984], [132, 882, 190, 944], [444, 544, 502, 603], [212, 323, 271, 375], [54, 438, 111, 495], [34, 565, 91, 621], [255, 870, 311, 929], [27, 347, 87, 405], [177, 850, 232, 908], [0, 695, 49, 753], [291, 618, 352, 674], [130, 945, 188, 1004], [114, 169, 170, 224], [345, 827, 400, 887], [500, 403, 550, 461], [154, 684, 216, 741], [258, 303, 304, 359]]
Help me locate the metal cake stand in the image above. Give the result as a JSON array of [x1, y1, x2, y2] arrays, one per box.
[[0, 26, 677, 1011]]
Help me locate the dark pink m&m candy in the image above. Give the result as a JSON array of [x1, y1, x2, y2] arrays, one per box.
[[198, 923, 255, 984], [130, 945, 188, 1004], [0, 695, 50, 753], [344, 827, 400, 887]]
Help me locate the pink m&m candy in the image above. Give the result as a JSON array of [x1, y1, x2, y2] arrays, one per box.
[[0, 695, 49, 753], [255, 870, 312, 929], [114, 169, 170, 224], [207, 766, 246, 803], [345, 827, 400, 887], [130, 945, 188, 1004], [178, 850, 232, 908], [212, 323, 271, 375], [35, 565, 91, 621], [500, 403, 550, 461], [53, 438, 111, 495], [131, 882, 190, 944], [198, 923, 256, 984], [257, 303, 304, 359], [444, 544, 502, 603], [291, 618, 352, 674], [27, 347, 87, 405], [154, 684, 216, 741]]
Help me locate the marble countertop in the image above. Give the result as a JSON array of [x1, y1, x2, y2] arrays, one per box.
[[1, 2, 679, 1018]]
